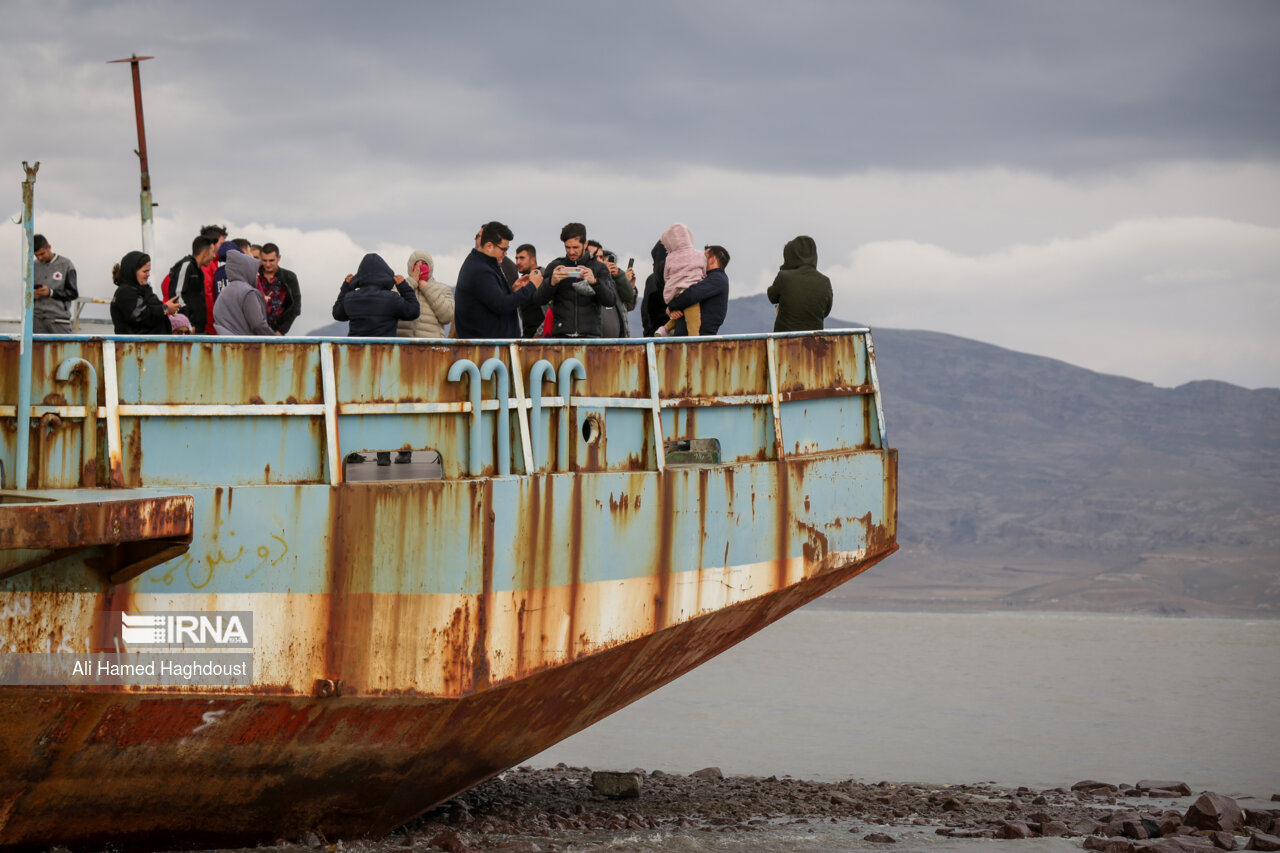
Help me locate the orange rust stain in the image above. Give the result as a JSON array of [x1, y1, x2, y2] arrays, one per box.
[[567, 474, 583, 658], [88, 699, 211, 747], [225, 702, 310, 744], [124, 420, 143, 486], [471, 479, 495, 690], [774, 459, 791, 590]]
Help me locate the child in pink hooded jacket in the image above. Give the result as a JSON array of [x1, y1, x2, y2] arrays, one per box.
[[657, 222, 706, 336]]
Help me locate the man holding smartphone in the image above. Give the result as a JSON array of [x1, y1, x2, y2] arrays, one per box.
[[533, 222, 616, 338], [32, 234, 78, 334]]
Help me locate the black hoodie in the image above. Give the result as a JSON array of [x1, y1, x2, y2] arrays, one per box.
[[332, 253, 420, 337], [640, 240, 668, 337], [110, 251, 171, 335]]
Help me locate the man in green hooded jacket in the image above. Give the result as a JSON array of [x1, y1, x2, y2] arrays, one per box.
[[766, 235, 833, 332]]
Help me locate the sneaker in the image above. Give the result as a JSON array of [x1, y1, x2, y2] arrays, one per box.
[[376, 452, 392, 467], [345, 452, 366, 464], [395, 451, 413, 464]]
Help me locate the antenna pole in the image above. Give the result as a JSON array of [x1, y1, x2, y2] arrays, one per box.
[[109, 54, 156, 254]]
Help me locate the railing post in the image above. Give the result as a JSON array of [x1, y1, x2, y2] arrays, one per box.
[[320, 342, 342, 485], [102, 339, 123, 487], [645, 343, 666, 473], [15, 161, 40, 490], [509, 343, 534, 475], [766, 337, 785, 460], [865, 331, 887, 448]]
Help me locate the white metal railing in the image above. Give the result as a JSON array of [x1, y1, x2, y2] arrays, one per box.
[[3, 333, 885, 487]]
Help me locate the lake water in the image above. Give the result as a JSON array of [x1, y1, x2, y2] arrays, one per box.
[[529, 609, 1279, 850]]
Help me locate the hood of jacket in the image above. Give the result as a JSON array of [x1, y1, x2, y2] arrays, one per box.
[[660, 223, 696, 254], [225, 248, 261, 286], [407, 250, 440, 287], [781, 235, 818, 270], [118, 251, 151, 288], [650, 240, 667, 281], [351, 253, 396, 290]]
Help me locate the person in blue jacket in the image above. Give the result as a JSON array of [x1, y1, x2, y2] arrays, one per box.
[[332, 252, 420, 466], [332, 253, 419, 337]]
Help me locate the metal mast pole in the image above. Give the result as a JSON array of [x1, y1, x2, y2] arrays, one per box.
[[15, 161, 40, 490], [108, 54, 155, 255]]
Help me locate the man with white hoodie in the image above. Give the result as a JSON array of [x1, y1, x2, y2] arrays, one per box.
[[213, 246, 277, 336]]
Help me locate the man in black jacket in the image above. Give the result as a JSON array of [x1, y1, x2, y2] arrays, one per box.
[[534, 222, 615, 338], [256, 242, 302, 334], [168, 235, 217, 333], [667, 244, 731, 336], [454, 222, 538, 338], [514, 243, 547, 338]]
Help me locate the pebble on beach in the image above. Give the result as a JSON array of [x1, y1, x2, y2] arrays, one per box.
[[362, 768, 1280, 852]]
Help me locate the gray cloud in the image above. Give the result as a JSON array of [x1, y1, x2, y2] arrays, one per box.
[[3, 0, 1278, 388], [6, 0, 1278, 198]]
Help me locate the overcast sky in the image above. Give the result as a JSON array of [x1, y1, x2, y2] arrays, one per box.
[[3, 0, 1277, 388]]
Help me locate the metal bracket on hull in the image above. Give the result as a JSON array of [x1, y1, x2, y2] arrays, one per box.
[[0, 491, 193, 584]]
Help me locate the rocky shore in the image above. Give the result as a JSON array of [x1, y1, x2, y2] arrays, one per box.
[[355, 766, 1280, 852]]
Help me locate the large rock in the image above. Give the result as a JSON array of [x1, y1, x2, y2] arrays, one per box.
[[427, 829, 472, 853], [1085, 836, 1135, 853], [1139, 781, 1194, 796], [1246, 832, 1280, 851], [1245, 811, 1280, 834], [691, 767, 723, 779], [591, 771, 642, 799], [1077, 780, 1122, 794], [1209, 830, 1238, 851], [997, 821, 1034, 839], [1186, 793, 1245, 832], [1137, 836, 1218, 853]]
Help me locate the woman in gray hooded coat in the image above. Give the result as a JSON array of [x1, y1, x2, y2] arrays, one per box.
[[397, 250, 455, 340]]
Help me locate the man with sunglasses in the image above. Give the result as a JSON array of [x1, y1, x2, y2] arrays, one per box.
[[454, 221, 538, 338]]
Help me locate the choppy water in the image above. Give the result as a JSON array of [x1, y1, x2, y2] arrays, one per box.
[[527, 609, 1280, 850]]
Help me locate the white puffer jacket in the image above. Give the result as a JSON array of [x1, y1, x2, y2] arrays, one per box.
[[397, 250, 455, 339]]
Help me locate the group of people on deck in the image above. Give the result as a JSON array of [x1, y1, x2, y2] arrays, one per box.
[[329, 220, 835, 344], [33, 222, 834, 342]]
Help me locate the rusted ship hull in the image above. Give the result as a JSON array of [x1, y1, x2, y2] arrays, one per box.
[[0, 332, 896, 848], [0, 535, 893, 849]]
